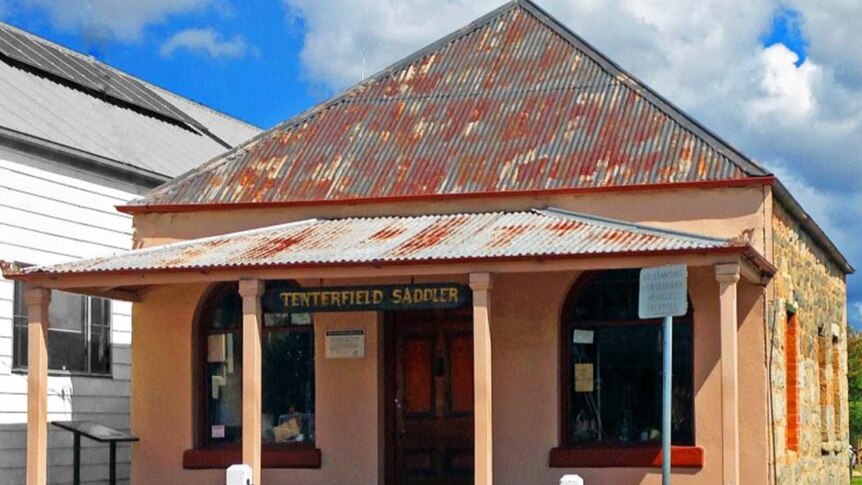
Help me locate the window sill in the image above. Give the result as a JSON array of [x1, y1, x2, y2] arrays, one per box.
[[12, 368, 113, 379], [549, 445, 704, 468], [182, 446, 322, 469]]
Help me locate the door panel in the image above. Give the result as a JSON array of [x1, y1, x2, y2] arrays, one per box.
[[389, 309, 474, 485]]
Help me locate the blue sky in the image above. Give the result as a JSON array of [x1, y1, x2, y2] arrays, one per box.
[[1, 0, 860, 327]]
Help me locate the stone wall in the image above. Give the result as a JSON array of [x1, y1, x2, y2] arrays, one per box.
[[770, 201, 849, 485]]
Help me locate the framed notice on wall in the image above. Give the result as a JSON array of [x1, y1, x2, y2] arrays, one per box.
[[325, 329, 366, 359]]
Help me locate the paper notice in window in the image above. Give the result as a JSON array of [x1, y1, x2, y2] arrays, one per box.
[[574, 363, 594, 393], [211, 425, 225, 439], [572, 329, 594, 344]]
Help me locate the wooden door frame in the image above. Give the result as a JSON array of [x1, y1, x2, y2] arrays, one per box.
[[382, 307, 473, 485]]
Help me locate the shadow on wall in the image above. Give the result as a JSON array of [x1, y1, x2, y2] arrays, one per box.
[[0, 344, 132, 485]]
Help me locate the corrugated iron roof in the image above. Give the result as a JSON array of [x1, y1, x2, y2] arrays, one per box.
[[0, 21, 261, 178], [5, 208, 757, 277], [129, 0, 769, 210]]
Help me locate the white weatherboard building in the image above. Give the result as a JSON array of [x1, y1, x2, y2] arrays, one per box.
[[0, 22, 260, 485]]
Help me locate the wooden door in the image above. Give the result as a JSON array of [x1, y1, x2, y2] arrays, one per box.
[[387, 308, 474, 485]]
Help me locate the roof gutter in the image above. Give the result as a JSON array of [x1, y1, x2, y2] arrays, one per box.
[[771, 180, 854, 274], [0, 125, 171, 188]]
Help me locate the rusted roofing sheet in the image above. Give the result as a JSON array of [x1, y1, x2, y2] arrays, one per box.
[[6, 208, 757, 278], [129, 0, 768, 211]]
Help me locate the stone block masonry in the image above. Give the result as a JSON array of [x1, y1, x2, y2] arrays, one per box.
[[770, 201, 848, 485]]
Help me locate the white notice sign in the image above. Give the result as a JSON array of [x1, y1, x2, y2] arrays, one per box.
[[325, 329, 365, 359], [638, 264, 688, 319]]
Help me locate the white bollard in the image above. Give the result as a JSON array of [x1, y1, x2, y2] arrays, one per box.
[[560, 474, 584, 485], [226, 464, 253, 485]]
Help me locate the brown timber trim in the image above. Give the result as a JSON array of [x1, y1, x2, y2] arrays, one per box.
[[548, 445, 704, 468], [182, 446, 322, 469], [116, 177, 775, 214]]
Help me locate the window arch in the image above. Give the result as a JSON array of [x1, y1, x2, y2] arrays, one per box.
[[560, 269, 694, 447], [197, 280, 315, 448]]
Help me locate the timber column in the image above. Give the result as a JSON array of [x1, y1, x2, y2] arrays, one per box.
[[716, 263, 740, 485], [239, 279, 265, 485], [25, 288, 51, 485], [469, 273, 493, 485]]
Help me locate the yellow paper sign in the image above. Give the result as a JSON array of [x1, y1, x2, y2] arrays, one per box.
[[574, 363, 594, 393]]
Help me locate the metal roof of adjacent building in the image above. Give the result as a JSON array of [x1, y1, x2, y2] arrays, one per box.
[[128, 0, 770, 211], [4, 208, 771, 278], [0, 21, 261, 179]]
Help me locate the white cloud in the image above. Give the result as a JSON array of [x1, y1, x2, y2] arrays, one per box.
[[748, 44, 817, 122], [9, 0, 215, 42], [282, 0, 862, 314], [160, 28, 257, 59]]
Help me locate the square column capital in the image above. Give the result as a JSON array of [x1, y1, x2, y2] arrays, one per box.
[[238, 279, 265, 298], [715, 263, 740, 287], [24, 287, 51, 308], [469, 272, 493, 292]]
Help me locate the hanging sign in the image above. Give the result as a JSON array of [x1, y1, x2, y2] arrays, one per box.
[[273, 283, 470, 313], [638, 264, 688, 319]]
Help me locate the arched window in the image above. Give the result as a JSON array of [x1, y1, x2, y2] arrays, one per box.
[[198, 281, 315, 448], [561, 269, 694, 447]]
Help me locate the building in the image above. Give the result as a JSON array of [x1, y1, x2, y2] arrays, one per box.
[[0, 21, 260, 485], [2, 1, 852, 484]]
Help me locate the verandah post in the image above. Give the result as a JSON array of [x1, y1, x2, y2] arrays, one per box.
[[716, 263, 740, 485], [469, 273, 493, 485], [25, 287, 51, 485], [239, 279, 265, 485]]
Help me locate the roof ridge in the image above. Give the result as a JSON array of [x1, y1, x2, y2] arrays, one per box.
[[137, 0, 768, 205], [144, 81, 262, 131]]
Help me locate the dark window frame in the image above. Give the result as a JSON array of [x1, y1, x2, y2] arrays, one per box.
[[558, 270, 696, 451], [12, 280, 112, 377], [193, 281, 317, 455]]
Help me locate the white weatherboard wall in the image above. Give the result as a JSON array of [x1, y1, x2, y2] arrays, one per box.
[[0, 145, 143, 485]]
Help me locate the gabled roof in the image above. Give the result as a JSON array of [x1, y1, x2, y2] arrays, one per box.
[[127, 0, 770, 211], [1, 208, 774, 278], [0, 21, 261, 180]]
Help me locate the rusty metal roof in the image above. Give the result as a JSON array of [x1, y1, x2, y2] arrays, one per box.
[[126, 0, 769, 212], [5, 208, 763, 278]]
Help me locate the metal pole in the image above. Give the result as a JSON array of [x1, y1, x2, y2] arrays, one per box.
[[662, 315, 673, 485], [109, 442, 116, 485], [73, 433, 80, 485]]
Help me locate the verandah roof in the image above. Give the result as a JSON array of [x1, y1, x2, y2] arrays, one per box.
[[1, 208, 774, 280]]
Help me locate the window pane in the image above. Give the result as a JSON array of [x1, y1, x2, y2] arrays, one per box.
[[48, 328, 86, 372], [90, 298, 111, 326], [212, 289, 241, 330], [572, 270, 641, 321], [90, 324, 111, 375], [262, 331, 315, 444], [13, 317, 27, 369], [49, 291, 85, 332], [13, 281, 27, 317], [208, 332, 243, 444], [568, 323, 693, 445]]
